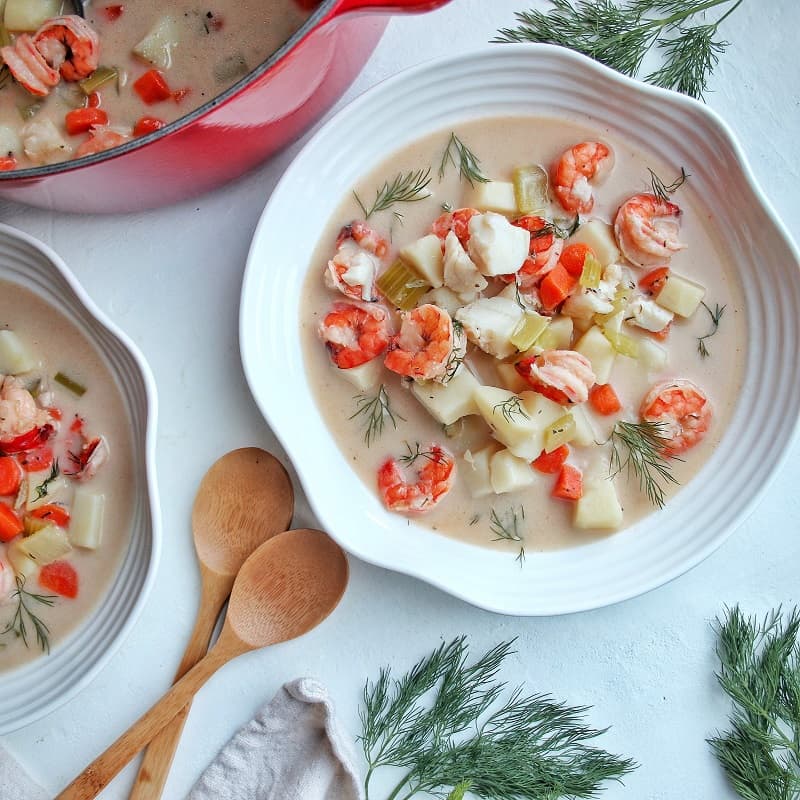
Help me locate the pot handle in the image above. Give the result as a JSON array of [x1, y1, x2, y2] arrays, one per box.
[[332, 0, 451, 15]]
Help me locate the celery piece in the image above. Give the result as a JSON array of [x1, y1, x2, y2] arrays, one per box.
[[54, 371, 86, 397], [602, 328, 639, 359], [512, 164, 548, 214], [23, 515, 51, 536], [510, 311, 550, 351], [545, 413, 577, 452], [594, 284, 633, 325], [579, 253, 602, 289], [376, 258, 431, 310], [79, 66, 119, 95]]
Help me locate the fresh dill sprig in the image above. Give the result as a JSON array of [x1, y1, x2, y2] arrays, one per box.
[[34, 460, 60, 501], [709, 606, 800, 800], [443, 320, 466, 382], [439, 132, 489, 187], [608, 419, 680, 509], [489, 506, 527, 564], [350, 385, 404, 446], [649, 166, 689, 202], [359, 637, 637, 800], [493, 396, 530, 424], [697, 300, 726, 358], [493, 0, 744, 100], [1, 577, 56, 653], [399, 441, 437, 466], [533, 215, 581, 240], [354, 168, 432, 219]]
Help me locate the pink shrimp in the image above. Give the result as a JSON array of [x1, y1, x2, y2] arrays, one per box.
[[0, 34, 60, 97], [318, 301, 391, 369], [640, 379, 711, 455], [505, 215, 564, 287], [614, 193, 686, 267], [431, 208, 480, 248], [65, 435, 108, 481], [324, 222, 388, 302], [0, 376, 51, 443], [515, 350, 596, 405], [377, 443, 455, 513], [33, 15, 99, 82], [551, 141, 614, 214], [384, 303, 457, 382], [75, 127, 129, 158]]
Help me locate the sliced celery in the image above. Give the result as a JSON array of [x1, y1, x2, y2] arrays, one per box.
[[545, 413, 577, 452], [54, 371, 86, 397], [376, 258, 431, 310], [79, 66, 119, 95], [509, 311, 550, 351], [602, 328, 639, 358], [512, 164, 548, 215], [579, 253, 602, 289]]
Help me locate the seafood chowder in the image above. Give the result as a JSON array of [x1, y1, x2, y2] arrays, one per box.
[[0, 0, 312, 170], [301, 117, 744, 557], [0, 282, 134, 670]]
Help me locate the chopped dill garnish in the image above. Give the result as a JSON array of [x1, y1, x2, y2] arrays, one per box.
[[398, 441, 438, 466], [608, 420, 681, 509], [468, 514, 480, 526], [441, 201, 454, 212], [697, 301, 725, 358], [533, 215, 581, 240], [354, 168, 432, 219], [493, 396, 530, 424], [350, 385, 404, 446], [1, 577, 56, 653], [490, 505, 527, 564], [438, 132, 489, 187], [649, 166, 689, 202], [34, 461, 60, 501]]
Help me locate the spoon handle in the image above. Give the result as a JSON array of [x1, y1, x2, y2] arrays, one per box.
[[128, 570, 233, 800], [56, 630, 244, 800]]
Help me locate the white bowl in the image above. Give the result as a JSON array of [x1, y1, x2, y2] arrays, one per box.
[[0, 223, 160, 732], [240, 45, 800, 615]]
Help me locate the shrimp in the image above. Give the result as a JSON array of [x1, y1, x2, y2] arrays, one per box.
[[640, 379, 711, 455], [515, 350, 596, 405], [75, 127, 129, 158], [318, 301, 391, 369], [0, 34, 60, 97], [33, 15, 99, 82], [614, 194, 686, 268], [324, 222, 388, 302], [377, 443, 455, 513], [551, 141, 614, 214], [506, 215, 564, 287], [384, 303, 460, 382], [65, 435, 108, 481], [0, 376, 51, 444], [431, 208, 480, 248]]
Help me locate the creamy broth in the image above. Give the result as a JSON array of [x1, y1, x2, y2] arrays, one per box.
[[300, 116, 745, 556], [0, 281, 134, 671], [0, 1, 312, 169]]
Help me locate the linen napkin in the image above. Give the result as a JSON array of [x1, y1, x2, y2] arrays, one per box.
[[0, 744, 49, 800], [188, 677, 364, 800]]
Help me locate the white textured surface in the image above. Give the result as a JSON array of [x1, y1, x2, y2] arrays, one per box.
[[1, 0, 799, 798]]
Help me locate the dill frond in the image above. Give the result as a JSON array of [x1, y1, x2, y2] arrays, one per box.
[[697, 301, 725, 359], [439, 132, 489, 187], [1, 577, 56, 653], [350, 385, 404, 446], [354, 168, 432, 219]]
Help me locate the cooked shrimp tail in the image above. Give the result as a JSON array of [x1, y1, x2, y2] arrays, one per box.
[[551, 141, 614, 214], [377, 443, 455, 513]]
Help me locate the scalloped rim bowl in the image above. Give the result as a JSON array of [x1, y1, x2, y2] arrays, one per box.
[[240, 45, 800, 616], [0, 223, 160, 733]]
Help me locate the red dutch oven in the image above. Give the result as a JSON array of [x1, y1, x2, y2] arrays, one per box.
[[0, 0, 450, 213]]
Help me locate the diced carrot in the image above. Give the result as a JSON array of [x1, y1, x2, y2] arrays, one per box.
[[17, 446, 53, 473], [650, 322, 671, 341], [39, 561, 79, 599], [589, 383, 622, 416], [101, 5, 124, 22], [65, 107, 109, 136], [133, 116, 165, 136], [552, 464, 583, 501], [31, 504, 70, 528], [87, 91, 102, 108], [0, 504, 23, 542], [133, 69, 172, 105], [639, 266, 670, 295], [49, 407, 63, 421], [559, 242, 594, 277], [0, 155, 17, 171], [0, 457, 22, 496], [539, 263, 578, 311], [532, 445, 570, 474]]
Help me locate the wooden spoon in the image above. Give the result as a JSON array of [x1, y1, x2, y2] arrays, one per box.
[[129, 447, 294, 800], [57, 528, 349, 800]]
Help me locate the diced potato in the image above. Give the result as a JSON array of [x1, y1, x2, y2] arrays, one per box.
[[26, 471, 67, 510], [496, 362, 528, 394], [399, 234, 445, 288], [473, 386, 548, 459], [4, 0, 61, 31], [490, 449, 536, 494], [133, 15, 180, 70], [566, 219, 620, 267], [0, 124, 21, 158], [410, 366, 481, 425], [0, 330, 36, 374], [574, 325, 616, 384], [530, 315, 573, 351], [574, 478, 623, 529], [637, 337, 668, 373], [7, 545, 36, 580], [467, 212, 529, 277], [455, 295, 525, 359], [337, 359, 382, 392], [467, 181, 518, 215], [11, 524, 71, 565], [655, 273, 706, 317], [568, 403, 597, 447], [70, 489, 106, 549], [462, 445, 500, 498]]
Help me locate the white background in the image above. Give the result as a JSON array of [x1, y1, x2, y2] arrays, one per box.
[[2, 1, 799, 798]]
